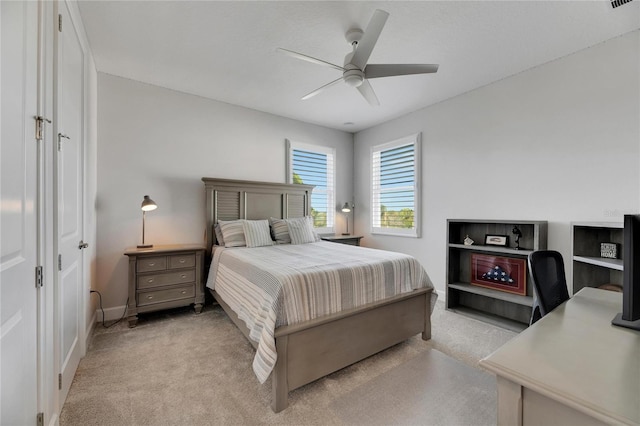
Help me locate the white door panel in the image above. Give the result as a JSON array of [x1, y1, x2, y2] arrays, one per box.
[[55, 1, 84, 407], [1, 1, 39, 424]]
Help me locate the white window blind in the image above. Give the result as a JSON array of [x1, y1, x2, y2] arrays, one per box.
[[371, 134, 421, 237], [286, 140, 335, 233]]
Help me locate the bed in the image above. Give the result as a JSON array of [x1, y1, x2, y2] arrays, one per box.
[[202, 177, 436, 412]]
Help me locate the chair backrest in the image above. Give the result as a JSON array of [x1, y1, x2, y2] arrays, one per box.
[[528, 250, 570, 320]]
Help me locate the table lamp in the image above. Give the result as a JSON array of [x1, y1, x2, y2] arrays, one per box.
[[138, 195, 157, 248], [341, 202, 352, 235]]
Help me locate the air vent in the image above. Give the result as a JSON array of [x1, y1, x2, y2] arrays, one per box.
[[611, 0, 633, 8]]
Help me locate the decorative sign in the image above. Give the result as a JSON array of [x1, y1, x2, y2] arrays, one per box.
[[471, 253, 527, 295], [600, 243, 618, 259]]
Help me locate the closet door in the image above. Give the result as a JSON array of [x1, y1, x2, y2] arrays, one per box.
[[54, 1, 85, 407], [0, 1, 39, 424]]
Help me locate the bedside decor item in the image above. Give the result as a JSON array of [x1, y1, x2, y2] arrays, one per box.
[[137, 195, 157, 248], [463, 235, 474, 245], [600, 242, 618, 259], [341, 202, 353, 235], [512, 225, 523, 250], [485, 234, 509, 247], [471, 253, 527, 295]]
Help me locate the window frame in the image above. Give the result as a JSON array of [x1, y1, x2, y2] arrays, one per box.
[[370, 133, 421, 238], [286, 139, 336, 234]]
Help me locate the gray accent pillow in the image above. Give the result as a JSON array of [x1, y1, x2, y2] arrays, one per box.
[[214, 223, 225, 246], [218, 219, 246, 248], [243, 220, 275, 248], [269, 217, 291, 244]]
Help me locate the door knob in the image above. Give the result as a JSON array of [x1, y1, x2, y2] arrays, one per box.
[[78, 240, 89, 250]]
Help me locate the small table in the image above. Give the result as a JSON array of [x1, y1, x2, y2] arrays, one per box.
[[480, 287, 640, 425], [124, 244, 205, 327], [321, 235, 363, 246]]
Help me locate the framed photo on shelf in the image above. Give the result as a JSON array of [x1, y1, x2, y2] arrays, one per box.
[[485, 234, 509, 247], [471, 253, 526, 295]]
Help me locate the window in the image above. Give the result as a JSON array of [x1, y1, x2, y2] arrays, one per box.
[[286, 140, 335, 233], [371, 133, 421, 237]]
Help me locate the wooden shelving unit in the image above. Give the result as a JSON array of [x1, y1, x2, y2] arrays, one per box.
[[571, 222, 624, 294], [446, 219, 548, 332]]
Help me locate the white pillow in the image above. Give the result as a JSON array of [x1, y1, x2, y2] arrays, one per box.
[[287, 216, 317, 245], [243, 220, 275, 248], [218, 219, 246, 248]]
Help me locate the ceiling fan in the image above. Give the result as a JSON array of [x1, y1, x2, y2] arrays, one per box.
[[277, 9, 439, 106]]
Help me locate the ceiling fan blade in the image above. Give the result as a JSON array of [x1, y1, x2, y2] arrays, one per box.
[[356, 80, 380, 106], [301, 77, 343, 100], [351, 9, 389, 70], [365, 64, 439, 79], [276, 48, 344, 72]]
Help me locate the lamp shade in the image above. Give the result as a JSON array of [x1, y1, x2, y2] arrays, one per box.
[[141, 195, 157, 212], [341, 202, 351, 213]]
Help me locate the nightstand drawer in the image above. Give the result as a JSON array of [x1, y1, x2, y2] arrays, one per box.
[[137, 269, 196, 289], [137, 256, 167, 273], [137, 284, 195, 307], [169, 253, 195, 269]]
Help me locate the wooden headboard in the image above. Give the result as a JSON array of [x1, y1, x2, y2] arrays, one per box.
[[202, 177, 314, 254]]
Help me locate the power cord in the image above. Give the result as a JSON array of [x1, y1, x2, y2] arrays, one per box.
[[90, 290, 129, 328]]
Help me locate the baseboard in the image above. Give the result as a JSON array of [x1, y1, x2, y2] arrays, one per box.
[[95, 305, 128, 323]]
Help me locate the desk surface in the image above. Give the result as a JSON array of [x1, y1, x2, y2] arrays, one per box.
[[480, 287, 640, 425]]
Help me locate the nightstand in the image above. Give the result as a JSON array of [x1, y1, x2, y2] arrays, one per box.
[[124, 244, 205, 327], [320, 235, 363, 246]]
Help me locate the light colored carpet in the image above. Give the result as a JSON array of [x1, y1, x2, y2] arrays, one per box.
[[60, 299, 516, 425], [331, 350, 496, 425]]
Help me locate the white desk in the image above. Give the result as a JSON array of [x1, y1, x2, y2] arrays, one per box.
[[480, 287, 640, 426]]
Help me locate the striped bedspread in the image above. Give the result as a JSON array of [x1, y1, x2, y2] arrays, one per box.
[[206, 241, 436, 383]]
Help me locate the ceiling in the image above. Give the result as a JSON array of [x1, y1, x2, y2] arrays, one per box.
[[77, 1, 639, 132]]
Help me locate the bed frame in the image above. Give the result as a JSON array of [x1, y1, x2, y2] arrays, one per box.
[[202, 177, 433, 412]]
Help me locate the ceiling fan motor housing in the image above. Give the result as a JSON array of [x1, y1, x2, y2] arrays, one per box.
[[343, 68, 364, 87]]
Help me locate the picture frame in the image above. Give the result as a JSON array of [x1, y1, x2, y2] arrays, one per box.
[[485, 234, 509, 247], [471, 253, 527, 295]]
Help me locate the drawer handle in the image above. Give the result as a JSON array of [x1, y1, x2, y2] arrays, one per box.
[[181, 290, 187, 294], [179, 259, 186, 264], [148, 279, 154, 283], [148, 262, 155, 266], [181, 274, 186, 279], [147, 295, 153, 300]]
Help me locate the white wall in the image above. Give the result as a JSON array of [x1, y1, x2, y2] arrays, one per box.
[[97, 73, 354, 311], [354, 30, 640, 297]]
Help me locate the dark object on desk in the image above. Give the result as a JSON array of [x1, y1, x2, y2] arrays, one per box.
[[528, 250, 570, 325], [612, 214, 640, 331]]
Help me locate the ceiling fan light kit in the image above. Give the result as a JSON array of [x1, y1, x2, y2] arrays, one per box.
[[277, 9, 439, 106]]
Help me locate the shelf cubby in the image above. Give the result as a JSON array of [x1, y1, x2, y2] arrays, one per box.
[[446, 219, 548, 330]]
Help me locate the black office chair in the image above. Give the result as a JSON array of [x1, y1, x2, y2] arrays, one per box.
[[528, 250, 570, 325]]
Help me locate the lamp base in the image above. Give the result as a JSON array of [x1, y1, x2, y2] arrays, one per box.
[[341, 233, 350, 236], [137, 244, 153, 249]]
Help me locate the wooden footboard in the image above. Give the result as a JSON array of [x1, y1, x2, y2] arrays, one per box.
[[211, 288, 433, 412]]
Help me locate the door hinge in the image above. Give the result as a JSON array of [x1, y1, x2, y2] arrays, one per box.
[[35, 266, 43, 288], [58, 254, 62, 271], [37, 412, 44, 426], [58, 14, 62, 32], [58, 373, 62, 390], [35, 116, 51, 141]]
